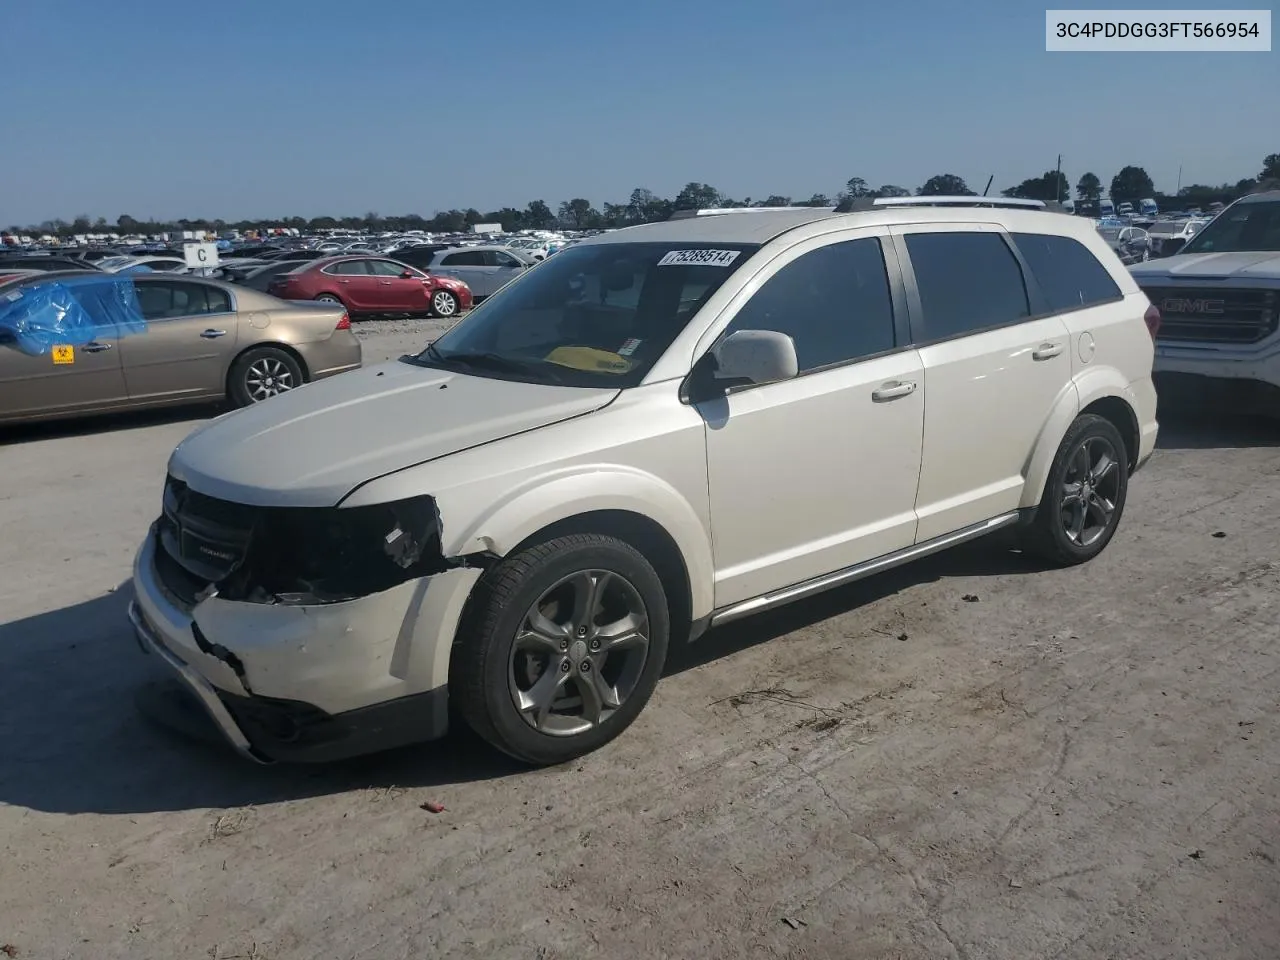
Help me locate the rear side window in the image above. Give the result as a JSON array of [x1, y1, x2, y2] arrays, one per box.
[[441, 251, 485, 267], [905, 232, 1029, 341], [724, 237, 896, 373], [1011, 232, 1122, 313]]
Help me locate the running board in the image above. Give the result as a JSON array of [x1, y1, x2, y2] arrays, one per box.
[[709, 512, 1021, 628]]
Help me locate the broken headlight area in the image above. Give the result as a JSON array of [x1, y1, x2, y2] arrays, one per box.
[[157, 476, 451, 606]]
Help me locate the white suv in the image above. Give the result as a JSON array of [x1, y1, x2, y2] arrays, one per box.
[[129, 200, 1159, 766]]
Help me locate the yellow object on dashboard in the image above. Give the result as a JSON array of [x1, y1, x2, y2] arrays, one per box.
[[544, 345, 633, 374]]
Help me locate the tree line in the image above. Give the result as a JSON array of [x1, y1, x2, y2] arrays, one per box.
[[9, 153, 1277, 239]]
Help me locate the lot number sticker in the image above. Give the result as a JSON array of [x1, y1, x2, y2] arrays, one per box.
[[657, 249, 741, 267], [51, 344, 75, 365]]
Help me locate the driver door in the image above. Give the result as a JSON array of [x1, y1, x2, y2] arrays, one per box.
[[694, 233, 925, 608], [367, 258, 430, 311]]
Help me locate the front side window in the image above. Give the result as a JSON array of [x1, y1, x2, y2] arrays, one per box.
[[411, 241, 760, 387], [327, 259, 372, 276], [369, 259, 413, 277], [1011, 232, 1122, 313], [905, 231, 1029, 341], [722, 238, 896, 373], [1182, 199, 1280, 253]]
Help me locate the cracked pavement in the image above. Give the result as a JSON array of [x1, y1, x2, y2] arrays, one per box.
[[1, 331, 1278, 959]]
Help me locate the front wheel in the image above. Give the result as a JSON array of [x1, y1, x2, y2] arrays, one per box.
[[1023, 414, 1129, 566], [315, 293, 344, 306], [228, 346, 304, 407], [451, 534, 670, 765], [430, 289, 459, 318]]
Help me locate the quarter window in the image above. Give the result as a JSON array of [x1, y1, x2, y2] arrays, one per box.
[[905, 232, 1030, 341], [1010, 232, 1122, 313], [722, 238, 896, 374]]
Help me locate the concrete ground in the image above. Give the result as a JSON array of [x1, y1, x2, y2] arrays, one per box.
[[1, 321, 1278, 959]]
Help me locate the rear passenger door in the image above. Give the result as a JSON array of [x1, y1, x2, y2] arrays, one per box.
[[893, 225, 1074, 542], [121, 279, 239, 400]]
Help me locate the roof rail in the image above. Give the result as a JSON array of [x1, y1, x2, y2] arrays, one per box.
[[668, 206, 836, 220], [869, 196, 1048, 210]]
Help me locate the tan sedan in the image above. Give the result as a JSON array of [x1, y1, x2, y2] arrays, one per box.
[[0, 271, 361, 425]]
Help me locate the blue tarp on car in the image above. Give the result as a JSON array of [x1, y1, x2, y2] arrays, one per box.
[[0, 274, 147, 357]]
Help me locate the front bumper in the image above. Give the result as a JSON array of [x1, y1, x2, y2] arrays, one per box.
[[130, 526, 481, 762]]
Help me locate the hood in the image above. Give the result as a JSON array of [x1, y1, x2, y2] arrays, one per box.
[[1129, 251, 1280, 282], [169, 361, 618, 507]]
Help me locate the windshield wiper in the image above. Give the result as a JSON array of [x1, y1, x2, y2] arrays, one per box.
[[432, 350, 565, 383]]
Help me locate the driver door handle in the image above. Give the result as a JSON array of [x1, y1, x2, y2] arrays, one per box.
[[871, 380, 917, 402], [1032, 342, 1064, 361], [200, 329, 227, 339], [82, 341, 113, 353]]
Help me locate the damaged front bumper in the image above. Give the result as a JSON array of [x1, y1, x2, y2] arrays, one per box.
[[130, 525, 481, 762]]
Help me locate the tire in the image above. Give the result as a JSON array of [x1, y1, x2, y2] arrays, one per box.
[[451, 534, 671, 766], [315, 293, 344, 306], [430, 289, 459, 318], [228, 346, 304, 408], [1023, 414, 1130, 566]]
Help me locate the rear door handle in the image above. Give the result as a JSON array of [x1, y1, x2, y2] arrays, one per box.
[[871, 380, 917, 402], [1032, 342, 1064, 360], [200, 329, 227, 339], [82, 341, 113, 353]]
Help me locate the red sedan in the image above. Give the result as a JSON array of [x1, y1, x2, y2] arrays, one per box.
[[268, 255, 473, 318]]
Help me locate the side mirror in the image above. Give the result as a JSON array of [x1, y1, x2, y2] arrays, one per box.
[[711, 329, 799, 386], [400, 269, 415, 278]]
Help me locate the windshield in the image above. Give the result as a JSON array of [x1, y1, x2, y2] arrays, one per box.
[[1182, 199, 1280, 254], [408, 240, 760, 387]]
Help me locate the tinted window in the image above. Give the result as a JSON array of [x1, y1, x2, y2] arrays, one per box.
[[368, 259, 409, 277], [723, 238, 896, 373], [486, 250, 522, 267], [440, 251, 485, 267], [1011, 232, 1122, 313], [134, 281, 230, 320], [328, 259, 372, 276], [905, 232, 1029, 340]]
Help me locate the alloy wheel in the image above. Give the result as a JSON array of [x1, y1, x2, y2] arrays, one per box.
[[508, 569, 650, 737], [433, 290, 458, 316], [1059, 436, 1121, 547], [245, 357, 295, 402]]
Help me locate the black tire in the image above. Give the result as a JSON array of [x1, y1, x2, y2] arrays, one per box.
[[228, 346, 305, 408], [451, 534, 671, 766], [1023, 413, 1130, 566], [430, 289, 459, 318], [315, 293, 345, 307]]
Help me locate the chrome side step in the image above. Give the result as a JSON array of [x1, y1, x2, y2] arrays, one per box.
[[709, 512, 1021, 628]]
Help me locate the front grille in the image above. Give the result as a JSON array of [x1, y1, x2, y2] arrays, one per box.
[[156, 476, 259, 595], [1142, 286, 1278, 344]]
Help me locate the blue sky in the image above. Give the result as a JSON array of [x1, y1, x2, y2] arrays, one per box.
[[3, 0, 1277, 224]]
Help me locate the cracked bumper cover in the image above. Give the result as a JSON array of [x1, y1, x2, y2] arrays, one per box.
[[130, 527, 481, 762]]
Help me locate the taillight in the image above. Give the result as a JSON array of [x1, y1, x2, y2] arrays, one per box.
[[335, 312, 351, 330], [1143, 302, 1161, 339]]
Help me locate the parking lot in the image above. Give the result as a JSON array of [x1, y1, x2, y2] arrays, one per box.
[[1, 318, 1278, 960]]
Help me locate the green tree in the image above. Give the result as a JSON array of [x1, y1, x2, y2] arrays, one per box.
[[1076, 172, 1103, 201], [803, 193, 831, 207], [1110, 166, 1154, 204], [1259, 153, 1280, 183], [525, 199, 555, 229], [71, 214, 92, 234], [116, 214, 139, 233], [558, 198, 596, 229], [673, 182, 721, 211], [918, 174, 975, 196], [875, 185, 910, 198], [1003, 171, 1070, 203], [843, 177, 872, 198]]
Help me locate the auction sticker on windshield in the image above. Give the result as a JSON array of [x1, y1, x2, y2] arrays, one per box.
[[657, 249, 742, 267]]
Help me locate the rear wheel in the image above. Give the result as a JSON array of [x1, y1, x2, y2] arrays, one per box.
[[1023, 414, 1129, 566], [315, 293, 344, 306], [430, 290, 459, 318], [228, 346, 304, 407], [452, 534, 670, 766]]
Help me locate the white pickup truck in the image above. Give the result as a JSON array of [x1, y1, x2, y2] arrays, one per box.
[[1129, 190, 1280, 416]]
